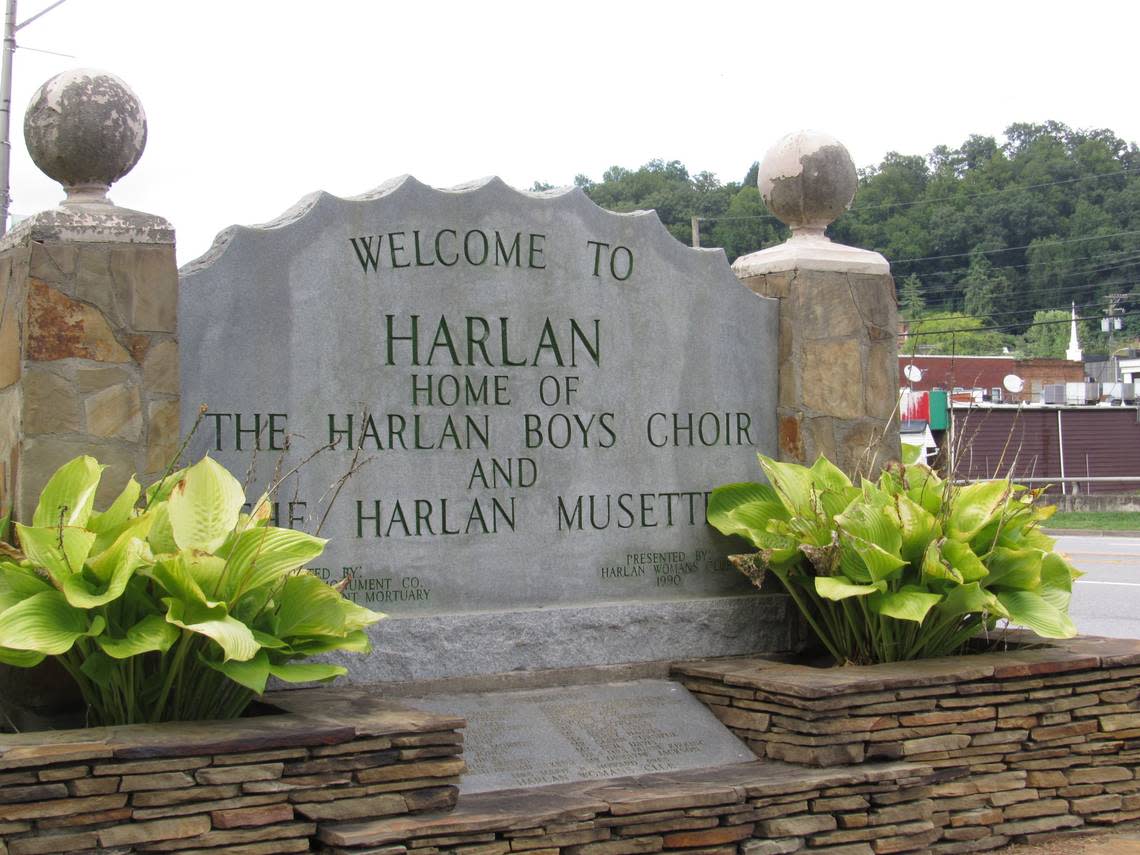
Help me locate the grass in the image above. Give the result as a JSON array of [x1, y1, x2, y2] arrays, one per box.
[[1048, 511, 1140, 531]]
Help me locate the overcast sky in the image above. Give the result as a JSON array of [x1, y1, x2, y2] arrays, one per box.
[[6, 0, 1139, 265]]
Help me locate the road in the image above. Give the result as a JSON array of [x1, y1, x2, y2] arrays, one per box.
[[1057, 534, 1140, 639]]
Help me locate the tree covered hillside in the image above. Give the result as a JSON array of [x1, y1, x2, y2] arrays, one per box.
[[564, 122, 1140, 356]]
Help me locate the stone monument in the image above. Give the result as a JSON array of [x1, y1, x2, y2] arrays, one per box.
[[732, 130, 900, 475], [180, 177, 790, 682]]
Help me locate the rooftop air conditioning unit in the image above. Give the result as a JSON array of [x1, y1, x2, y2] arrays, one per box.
[[1043, 384, 1066, 405], [1066, 382, 1100, 404]]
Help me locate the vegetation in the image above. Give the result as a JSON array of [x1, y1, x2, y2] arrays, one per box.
[[707, 455, 1080, 666], [0, 456, 382, 725], [1048, 511, 1140, 531], [565, 121, 1140, 356]]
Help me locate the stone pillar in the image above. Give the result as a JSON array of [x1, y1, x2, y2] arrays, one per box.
[[733, 131, 899, 478], [0, 69, 178, 525]]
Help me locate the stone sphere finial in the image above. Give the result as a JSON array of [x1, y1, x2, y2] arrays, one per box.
[[24, 69, 147, 207], [758, 130, 857, 237]]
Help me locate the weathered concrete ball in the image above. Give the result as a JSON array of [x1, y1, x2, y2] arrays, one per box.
[[758, 130, 857, 231], [24, 68, 147, 192]]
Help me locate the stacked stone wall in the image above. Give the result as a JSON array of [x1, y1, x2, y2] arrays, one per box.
[[674, 634, 1140, 850], [316, 760, 936, 854], [0, 691, 464, 855]]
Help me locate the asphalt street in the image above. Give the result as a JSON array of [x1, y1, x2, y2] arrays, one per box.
[[1058, 534, 1140, 640]]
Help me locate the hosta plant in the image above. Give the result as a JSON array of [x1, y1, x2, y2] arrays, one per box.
[[0, 456, 382, 725], [708, 454, 1080, 665]]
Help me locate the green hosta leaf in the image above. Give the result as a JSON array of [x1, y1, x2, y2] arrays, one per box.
[[16, 524, 96, 583], [149, 554, 210, 604], [0, 590, 104, 654], [80, 650, 116, 684], [204, 649, 270, 693], [87, 477, 141, 552], [947, 481, 1011, 542], [901, 442, 923, 465], [219, 527, 328, 597], [146, 502, 179, 555], [998, 590, 1077, 638], [0, 563, 52, 613], [61, 537, 147, 609], [922, 540, 963, 584], [1039, 552, 1078, 612], [889, 493, 940, 565], [986, 547, 1043, 591], [144, 465, 189, 507], [274, 573, 382, 639], [96, 614, 180, 658], [269, 661, 347, 684], [167, 457, 246, 553], [707, 482, 789, 546], [844, 535, 908, 582], [871, 586, 943, 624], [33, 456, 103, 529], [810, 456, 857, 517], [836, 494, 904, 558], [340, 597, 385, 633], [810, 455, 853, 492], [181, 550, 227, 598], [940, 539, 988, 583], [87, 516, 153, 584], [758, 454, 815, 516], [905, 464, 945, 516], [815, 576, 885, 600], [164, 597, 259, 662], [251, 629, 288, 649], [285, 629, 372, 656], [937, 581, 1005, 619], [0, 646, 45, 667], [0, 508, 10, 542]]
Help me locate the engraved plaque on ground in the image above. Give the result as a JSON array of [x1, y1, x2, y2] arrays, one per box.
[[409, 679, 755, 793], [179, 177, 780, 679]]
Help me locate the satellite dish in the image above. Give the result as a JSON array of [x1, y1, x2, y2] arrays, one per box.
[[1003, 374, 1025, 394], [903, 364, 923, 383]]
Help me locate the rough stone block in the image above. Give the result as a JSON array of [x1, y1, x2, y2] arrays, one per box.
[[211, 802, 295, 829], [6, 830, 98, 855], [195, 763, 284, 786], [26, 280, 130, 362], [97, 815, 211, 848], [115, 245, 177, 333], [83, 383, 142, 440]]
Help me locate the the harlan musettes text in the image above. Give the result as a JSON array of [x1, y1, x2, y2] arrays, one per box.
[[203, 230, 759, 607]]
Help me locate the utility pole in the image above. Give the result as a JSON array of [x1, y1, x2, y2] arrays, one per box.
[[0, 0, 69, 236], [0, 0, 16, 237], [690, 216, 699, 248], [1104, 293, 1127, 383]]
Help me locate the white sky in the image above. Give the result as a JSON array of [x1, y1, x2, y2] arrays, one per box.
[[6, 0, 1139, 266]]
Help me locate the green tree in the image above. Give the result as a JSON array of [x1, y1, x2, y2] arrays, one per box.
[[899, 274, 926, 319], [902, 314, 1013, 356], [1020, 309, 1072, 357], [960, 253, 1008, 322]]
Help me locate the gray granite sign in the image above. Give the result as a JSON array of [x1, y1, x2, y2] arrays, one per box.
[[179, 177, 783, 680], [408, 680, 754, 793]]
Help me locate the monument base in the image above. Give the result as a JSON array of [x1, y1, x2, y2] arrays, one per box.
[[332, 594, 794, 683]]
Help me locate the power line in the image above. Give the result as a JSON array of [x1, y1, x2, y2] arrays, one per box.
[[908, 295, 1130, 327], [910, 274, 1140, 309], [901, 309, 1140, 338], [897, 249, 1140, 288], [889, 229, 1140, 266]]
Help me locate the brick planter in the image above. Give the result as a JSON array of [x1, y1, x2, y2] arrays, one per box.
[[674, 633, 1140, 850], [0, 688, 464, 854]]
